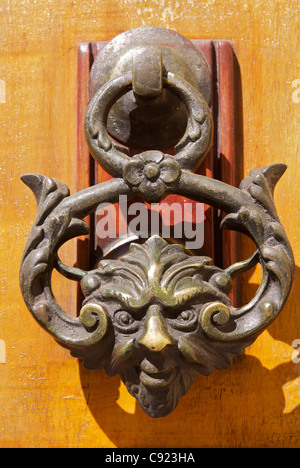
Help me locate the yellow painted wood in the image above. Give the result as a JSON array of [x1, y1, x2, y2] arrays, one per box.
[[0, 0, 299, 448]]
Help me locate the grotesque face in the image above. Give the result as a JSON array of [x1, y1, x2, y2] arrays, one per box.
[[80, 236, 235, 418]]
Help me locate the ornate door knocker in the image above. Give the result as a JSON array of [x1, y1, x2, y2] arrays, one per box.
[[20, 27, 294, 418]]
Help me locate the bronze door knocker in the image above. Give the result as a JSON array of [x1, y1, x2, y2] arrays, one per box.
[[20, 27, 294, 418]]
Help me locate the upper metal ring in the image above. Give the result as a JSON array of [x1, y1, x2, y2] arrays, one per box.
[[84, 72, 213, 178]]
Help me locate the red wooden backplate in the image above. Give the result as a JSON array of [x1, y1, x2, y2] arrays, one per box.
[[76, 40, 241, 306]]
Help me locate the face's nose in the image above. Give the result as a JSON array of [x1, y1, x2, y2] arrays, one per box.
[[138, 305, 176, 352]]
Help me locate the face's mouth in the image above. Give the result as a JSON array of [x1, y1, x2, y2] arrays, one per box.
[[139, 367, 176, 389]]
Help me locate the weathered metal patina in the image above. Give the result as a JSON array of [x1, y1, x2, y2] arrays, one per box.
[[20, 27, 294, 418]]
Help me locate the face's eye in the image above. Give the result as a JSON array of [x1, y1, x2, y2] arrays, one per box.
[[171, 308, 198, 331], [179, 310, 193, 321], [114, 310, 139, 333]]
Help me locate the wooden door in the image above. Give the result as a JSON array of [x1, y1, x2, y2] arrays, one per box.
[[0, 0, 299, 448]]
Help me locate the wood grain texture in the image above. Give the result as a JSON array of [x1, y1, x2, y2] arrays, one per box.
[[0, 0, 299, 448]]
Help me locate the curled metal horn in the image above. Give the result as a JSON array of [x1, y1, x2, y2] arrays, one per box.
[[178, 164, 294, 341], [19, 173, 131, 348]]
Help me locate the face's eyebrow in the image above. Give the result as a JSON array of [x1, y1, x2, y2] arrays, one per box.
[[100, 285, 151, 314], [100, 283, 183, 320]]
